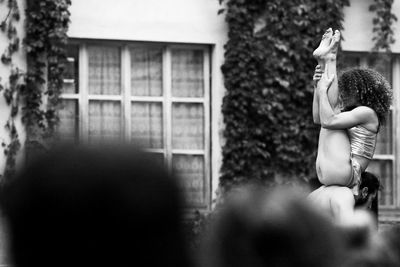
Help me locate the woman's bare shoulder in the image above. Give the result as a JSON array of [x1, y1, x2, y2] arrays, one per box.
[[353, 106, 379, 130], [330, 186, 354, 203]]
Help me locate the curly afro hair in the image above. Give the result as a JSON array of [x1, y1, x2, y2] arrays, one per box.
[[338, 68, 392, 125]]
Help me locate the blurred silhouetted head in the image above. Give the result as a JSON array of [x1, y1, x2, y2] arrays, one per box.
[[380, 226, 400, 265], [0, 144, 188, 267], [342, 225, 399, 267], [202, 186, 346, 267]]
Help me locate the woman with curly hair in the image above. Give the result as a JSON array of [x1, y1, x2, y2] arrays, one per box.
[[311, 28, 392, 195]]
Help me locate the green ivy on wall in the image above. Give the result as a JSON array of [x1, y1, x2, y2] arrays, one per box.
[[219, 0, 350, 190], [0, 0, 20, 64], [24, 0, 71, 154], [0, 0, 24, 180], [0, 0, 71, 180], [369, 0, 397, 51]]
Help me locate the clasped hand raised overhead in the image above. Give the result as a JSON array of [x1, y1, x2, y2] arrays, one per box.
[[313, 64, 335, 93]]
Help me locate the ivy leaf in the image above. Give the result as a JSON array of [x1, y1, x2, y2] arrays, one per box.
[[274, 43, 288, 52], [11, 105, 18, 117], [1, 52, 11, 65], [0, 22, 6, 32], [4, 89, 12, 105], [276, 78, 290, 88], [12, 10, 20, 21]]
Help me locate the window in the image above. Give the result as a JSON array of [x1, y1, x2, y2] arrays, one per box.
[[340, 52, 398, 212], [59, 41, 211, 209]]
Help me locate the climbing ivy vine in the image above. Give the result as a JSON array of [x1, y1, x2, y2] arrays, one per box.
[[369, 0, 397, 52], [0, 0, 71, 180], [1, 0, 20, 64], [219, 0, 350, 190], [0, 0, 24, 180], [24, 0, 71, 154]]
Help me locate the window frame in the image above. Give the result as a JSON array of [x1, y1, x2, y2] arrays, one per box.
[[359, 55, 396, 209], [61, 39, 212, 210]]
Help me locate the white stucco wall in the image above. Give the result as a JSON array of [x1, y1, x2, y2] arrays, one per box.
[[342, 0, 400, 52], [68, 0, 228, 201], [0, 0, 27, 178], [68, 0, 227, 45]]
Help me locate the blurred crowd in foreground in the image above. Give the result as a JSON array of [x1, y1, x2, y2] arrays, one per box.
[[0, 145, 399, 267]]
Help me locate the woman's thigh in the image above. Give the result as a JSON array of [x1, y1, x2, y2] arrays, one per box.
[[318, 129, 352, 185]]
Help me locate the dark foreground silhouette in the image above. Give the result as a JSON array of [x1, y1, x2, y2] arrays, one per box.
[[0, 145, 189, 267]]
